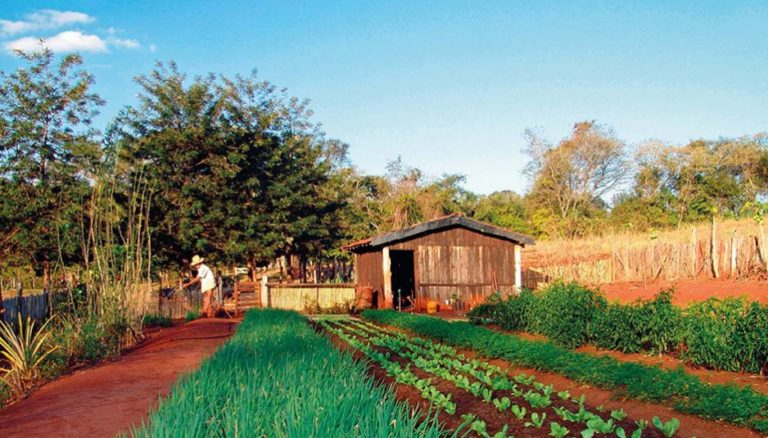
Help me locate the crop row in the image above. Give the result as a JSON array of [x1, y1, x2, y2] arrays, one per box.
[[327, 319, 679, 438], [128, 309, 445, 437], [468, 282, 768, 374], [362, 308, 768, 433]]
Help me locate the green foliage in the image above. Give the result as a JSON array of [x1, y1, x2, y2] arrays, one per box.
[[184, 309, 201, 322], [590, 290, 681, 354], [652, 416, 680, 437], [681, 298, 768, 374], [363, 309, 768, 430], [473, 283, 768, 374], [0, 315, 58, 396], [110, 61, 350, 267], [142, 314, 173, 328], [130, 309, 445, 437], [0, 48, 103, 272], [528, 282, 606, 348], [469, 283, 607, 349]]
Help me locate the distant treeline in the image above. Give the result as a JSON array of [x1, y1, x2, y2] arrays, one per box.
[[1, 48, 767, 286]]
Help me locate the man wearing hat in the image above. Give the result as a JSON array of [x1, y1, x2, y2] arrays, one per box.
[[183, 255, 216, 318]]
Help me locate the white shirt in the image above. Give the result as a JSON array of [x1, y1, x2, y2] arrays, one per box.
[[197, 264, 216, 293]]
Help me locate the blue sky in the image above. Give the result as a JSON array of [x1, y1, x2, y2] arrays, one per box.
[[1, 1, 766, 194]]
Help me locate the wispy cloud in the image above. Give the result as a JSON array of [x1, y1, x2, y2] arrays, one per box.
[[105, 27, 140, 49], [0, 10, 94, 36], [5, 31, 108, 53], [1, 10, 149, 55]]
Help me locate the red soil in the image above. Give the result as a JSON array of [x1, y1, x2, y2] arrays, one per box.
[[599, 278, 768, 305], [0, 317, 237, 438]]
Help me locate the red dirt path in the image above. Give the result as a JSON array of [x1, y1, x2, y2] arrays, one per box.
[[599, 278, 768, 305], [0, 317, 237, 438]]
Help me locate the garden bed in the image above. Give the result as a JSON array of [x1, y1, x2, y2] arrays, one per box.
[[320, 318, 682, 437], [363, 309, 768, 435]]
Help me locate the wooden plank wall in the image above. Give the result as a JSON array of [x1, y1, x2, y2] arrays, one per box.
[[2, 294, 49, 323], [353, 251, 384, 296], [267, 283, 356, 312], [388, 227, 520, 307]]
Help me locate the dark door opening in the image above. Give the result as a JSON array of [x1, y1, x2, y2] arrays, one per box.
[[390, 250, 415, 310]]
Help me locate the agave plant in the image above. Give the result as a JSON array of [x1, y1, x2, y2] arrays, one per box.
[[0, 315, 59, 395]]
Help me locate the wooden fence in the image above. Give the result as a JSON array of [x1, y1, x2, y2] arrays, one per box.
[[2, 294, 49, 323], [524, 219, 768, 287], [266, 283, 356, 312], [149, 290, 203, 319]]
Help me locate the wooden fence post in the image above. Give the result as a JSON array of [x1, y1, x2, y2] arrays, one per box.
[[261, 275, 269, 308], [711, 215, 720, 279], [731, 231, 737, 278]]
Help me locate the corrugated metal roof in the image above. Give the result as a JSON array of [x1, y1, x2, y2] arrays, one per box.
[[343, 214, 535, 252]]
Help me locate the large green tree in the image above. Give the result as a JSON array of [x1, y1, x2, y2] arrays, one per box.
[[109, 62, 347, 270], [0, 48, 103, 284]]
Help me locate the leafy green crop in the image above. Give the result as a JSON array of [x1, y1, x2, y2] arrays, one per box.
[[470, 281, 768, 375], [363, 309, 768, 431], [653, 416, 681, 437]]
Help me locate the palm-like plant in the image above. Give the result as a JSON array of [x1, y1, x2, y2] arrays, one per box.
[[0, 315, 58, 395]]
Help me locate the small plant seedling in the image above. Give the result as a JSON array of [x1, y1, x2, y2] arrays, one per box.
[[514, 373, 536, 385], [482, 387, 493, 402], [611, 409, 627, 421], [470, 419, 488, 435], [549, 421, 569, 438], [511, 404, 527, 420], [491, 424, 510, 438], [557, 390, 570, 400], [586, 417, 614, 434], [635, 419, 648, 430], [653, 416, 680, 437], [493, 396, 511, 412], [525, 412, 547, 428], [616, 428, 641, 438]]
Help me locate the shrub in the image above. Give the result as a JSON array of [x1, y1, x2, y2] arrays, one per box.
[[528, 282, 606, 348], [0, 315, 59, 396], [495, 289, 537, 332], [681, 298, 768, 374], [590, 290, 681, 354], [142, 314, 173, 328], [185, 310, 201, 322], [79, 318, 111, 362]]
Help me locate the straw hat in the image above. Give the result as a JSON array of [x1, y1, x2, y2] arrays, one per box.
[[190, 255, 204, 266]]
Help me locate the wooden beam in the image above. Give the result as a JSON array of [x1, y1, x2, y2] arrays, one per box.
[[261, 275, 269, 308], [514, 245, 522, 293], [382, 246, 392, 309]]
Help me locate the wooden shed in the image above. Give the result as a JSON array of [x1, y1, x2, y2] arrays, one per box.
[[344, 214, 535, 311]]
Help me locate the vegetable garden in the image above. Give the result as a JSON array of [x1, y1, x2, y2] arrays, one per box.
[[126, 305, 768, 437], [320, 317, 680, 437]]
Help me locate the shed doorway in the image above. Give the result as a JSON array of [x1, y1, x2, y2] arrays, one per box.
[[390, 250, 415, 310]]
